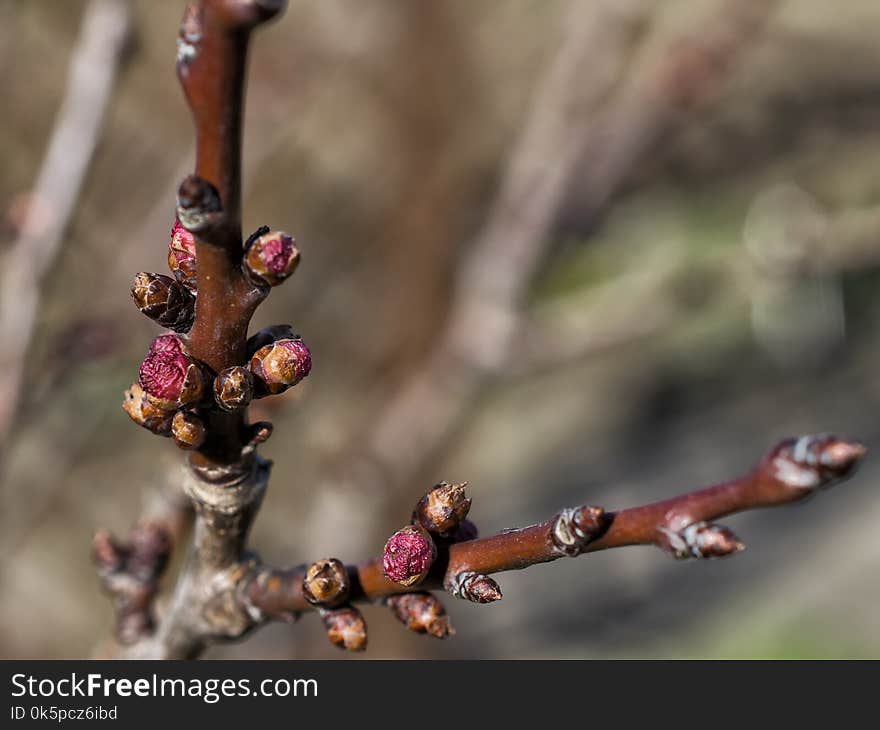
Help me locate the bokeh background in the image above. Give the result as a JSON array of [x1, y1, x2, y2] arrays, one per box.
[[1, 0, 879, 659]]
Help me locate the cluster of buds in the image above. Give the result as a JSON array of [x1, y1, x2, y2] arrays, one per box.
[[124, 216, 311, 450], [125, 327, 311, 447], [382, 481, 482, 590], [124, 334, 209, 442]]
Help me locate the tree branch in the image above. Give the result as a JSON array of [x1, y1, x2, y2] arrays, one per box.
[[0, 0, 131, 459], [241, 434, 865, 622], [99, 1, 867, 659]]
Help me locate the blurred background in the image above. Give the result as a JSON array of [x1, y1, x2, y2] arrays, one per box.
[[1, 0, 879, 659]]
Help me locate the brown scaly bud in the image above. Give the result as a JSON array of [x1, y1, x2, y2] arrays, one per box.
[[122, 382, 174, 436], [386, 593, 455, 639], [302, 559, 350, 608], [658, 521, 745, 560], [447, 571, 503, 604], [244, 228, 300, 287], [382, 525, 436, 587], [213, 366, 254, 412], [131, 272, 195, 333], [766, 434, 867, 493], [321, 607, 367, 652], [171, 410, 206, 450], [550, 505, 608, 557], [245, 324, 298, 358], [138, 334, 206, 408], [249, 338, 311, 396], [167, 218, 197, 290], [415, 481, 471, 535]]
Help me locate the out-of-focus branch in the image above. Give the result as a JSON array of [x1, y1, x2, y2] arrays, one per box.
[[0, 0, 131, 457], [317, 0, 778, 503], [322, 0, 653, 498]]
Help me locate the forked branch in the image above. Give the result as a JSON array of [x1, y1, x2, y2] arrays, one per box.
[[96, 0, 868, 659]]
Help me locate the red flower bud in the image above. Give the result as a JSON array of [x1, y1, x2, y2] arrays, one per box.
[[138, 334, 205, 407], [382, 525, 436, 587], [249, 338, 311, 395], [213, 366, 254, 411], [171, 410, 206, 450], [122, 382, 174, 436], [168, 218, 197, 290], [244, 229, 300, 286], [131, 272, 195, 333]]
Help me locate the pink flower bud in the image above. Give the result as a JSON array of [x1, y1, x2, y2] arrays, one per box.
[[249, 338, 311, 395], [168, 218, 197, 290], [244, 230, 300, 286], [138, 334, 205, 407], [382, 525, 436, 587]]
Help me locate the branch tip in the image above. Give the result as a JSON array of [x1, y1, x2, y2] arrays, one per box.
[[766, 434, 867, 493]]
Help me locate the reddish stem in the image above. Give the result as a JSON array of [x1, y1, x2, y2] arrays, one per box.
[[175, 1, 282, 468], [243, 435, 866, 615]]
